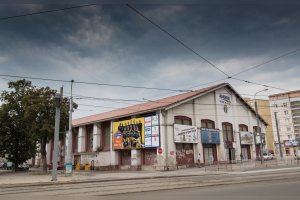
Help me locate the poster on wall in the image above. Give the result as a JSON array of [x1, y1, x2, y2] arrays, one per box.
[[201, 128, 220, 144], [284, 140, 299, 147], [174, 124, 198, 143], [240, 131, 253, 145], [144, 115, 160, 148], [113, 115, 160, 149], [112, 117, 145, 149]]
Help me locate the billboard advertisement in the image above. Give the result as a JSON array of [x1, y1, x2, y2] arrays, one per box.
[[112, 115, 160, 150], [284, 140, 299, 147], [240, 131, 253, 145], [174, 124, 198, 143], [201, 128, 220, 144]]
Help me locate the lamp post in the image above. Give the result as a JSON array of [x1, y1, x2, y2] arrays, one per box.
[[254, 89, 268, 164]]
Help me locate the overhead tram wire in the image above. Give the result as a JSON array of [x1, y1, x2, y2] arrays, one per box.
[[230, 48, 300, 77], [229, 77, 291, 92], [125, 5, 295, 93], [0, 4, 97, 21], [0, 74, 192, 93], [126, 4, 229, 78]]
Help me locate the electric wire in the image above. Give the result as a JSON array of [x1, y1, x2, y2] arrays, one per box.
[[126, 4, 229, 77], [230, 48, 300, 77], [0, 4, 97, 21], [0, 74, 192, 92]]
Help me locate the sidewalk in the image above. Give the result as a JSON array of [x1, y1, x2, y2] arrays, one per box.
[[0, 159, 299, 187]]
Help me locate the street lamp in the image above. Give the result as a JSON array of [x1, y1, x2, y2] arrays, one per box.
[[254, 88, 268, 164]]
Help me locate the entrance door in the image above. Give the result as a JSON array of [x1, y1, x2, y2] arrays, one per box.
[[203, 144, 217, 165], [241, 145, 251, 160], [204, 147, 213, 165], [227, 148, 236, 163], [121, 150, 131, 165]]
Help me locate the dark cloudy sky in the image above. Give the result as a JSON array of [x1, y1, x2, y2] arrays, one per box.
[[0, 3, 299, 119]]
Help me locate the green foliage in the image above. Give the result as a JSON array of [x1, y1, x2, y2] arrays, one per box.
[[0, 79, 77, 170]]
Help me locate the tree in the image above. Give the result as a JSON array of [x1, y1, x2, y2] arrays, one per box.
[[0, 80, 77, 173], [0, 80, 37, 171]]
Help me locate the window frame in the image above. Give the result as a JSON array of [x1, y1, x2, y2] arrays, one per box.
[[85, 125, 93, 152], [222, 122, 234, 142], [174, 116, 192, 125], [201, 119, 215, 129], [239, 124, 248, 132]]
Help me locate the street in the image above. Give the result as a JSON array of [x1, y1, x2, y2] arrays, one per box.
[[102, 179, 300, 200], [0, 167, 300, 199]]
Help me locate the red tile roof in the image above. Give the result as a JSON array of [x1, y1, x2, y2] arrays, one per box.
[[73, 83, 227, 126]]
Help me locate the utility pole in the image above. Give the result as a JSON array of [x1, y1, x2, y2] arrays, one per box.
[[255, 100, 263, 164], [66, 80, 74, 175], [51, 88, 62, 181], [254, 89, 268, 164], [274, 112, 283, 159]]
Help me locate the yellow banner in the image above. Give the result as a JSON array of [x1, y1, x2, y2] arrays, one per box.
[[112, 118, 145, 149]]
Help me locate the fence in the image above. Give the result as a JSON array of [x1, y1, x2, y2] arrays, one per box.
[[204, 156, 300, 172]]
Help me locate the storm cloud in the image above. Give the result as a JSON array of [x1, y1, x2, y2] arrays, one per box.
[[0, 3, 299, 118]]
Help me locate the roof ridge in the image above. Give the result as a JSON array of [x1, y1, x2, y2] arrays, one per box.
[[73, 82, 227, 126]]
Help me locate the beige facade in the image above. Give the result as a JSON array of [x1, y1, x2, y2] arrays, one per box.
[[269, 90, 300, 156], [245, 98, 274, 153]]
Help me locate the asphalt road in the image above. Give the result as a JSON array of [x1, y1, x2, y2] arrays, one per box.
[[101, 179, 300, 200], [1, 168, 300, 199]]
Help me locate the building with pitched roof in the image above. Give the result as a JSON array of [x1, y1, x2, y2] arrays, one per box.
[[66, 83, 267, 170]]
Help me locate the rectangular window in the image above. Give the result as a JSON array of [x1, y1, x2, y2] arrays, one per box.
[[287, 127, 291, 132], [72, 130, 78, 153], [283, 103, 287, 107], [102, 122, 111, 151], [222, 123, 234, 142], [86, 125, 93, 152], [288, 135, 292, 139], [284, 110, 288, 115]]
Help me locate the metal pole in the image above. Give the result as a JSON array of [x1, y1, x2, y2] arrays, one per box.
[[66, 80, 74, 174], [253, 89, 268, 164], [254, 100, 263, 164], [274, 112, 283, 159], [52, 90, 62, 181]]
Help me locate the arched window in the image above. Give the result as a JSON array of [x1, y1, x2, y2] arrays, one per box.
[[201, 119, 215, 129], [174, 116, 192, 125], [222, 122, 234, 142], [253, 126, 261, 133], [239, 124, 248, 132]]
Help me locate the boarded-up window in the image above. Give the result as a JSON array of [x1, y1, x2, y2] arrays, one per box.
[[143, 149, 157, 165], [176, 143, 194, 165]]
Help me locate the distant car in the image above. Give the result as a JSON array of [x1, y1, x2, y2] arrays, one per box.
[[263, 153, 274, 161], [18, 162, 30, 171], [48, 162, 65, 170]]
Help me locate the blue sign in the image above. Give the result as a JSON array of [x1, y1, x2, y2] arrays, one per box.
[[201, 128, 220, 144]]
